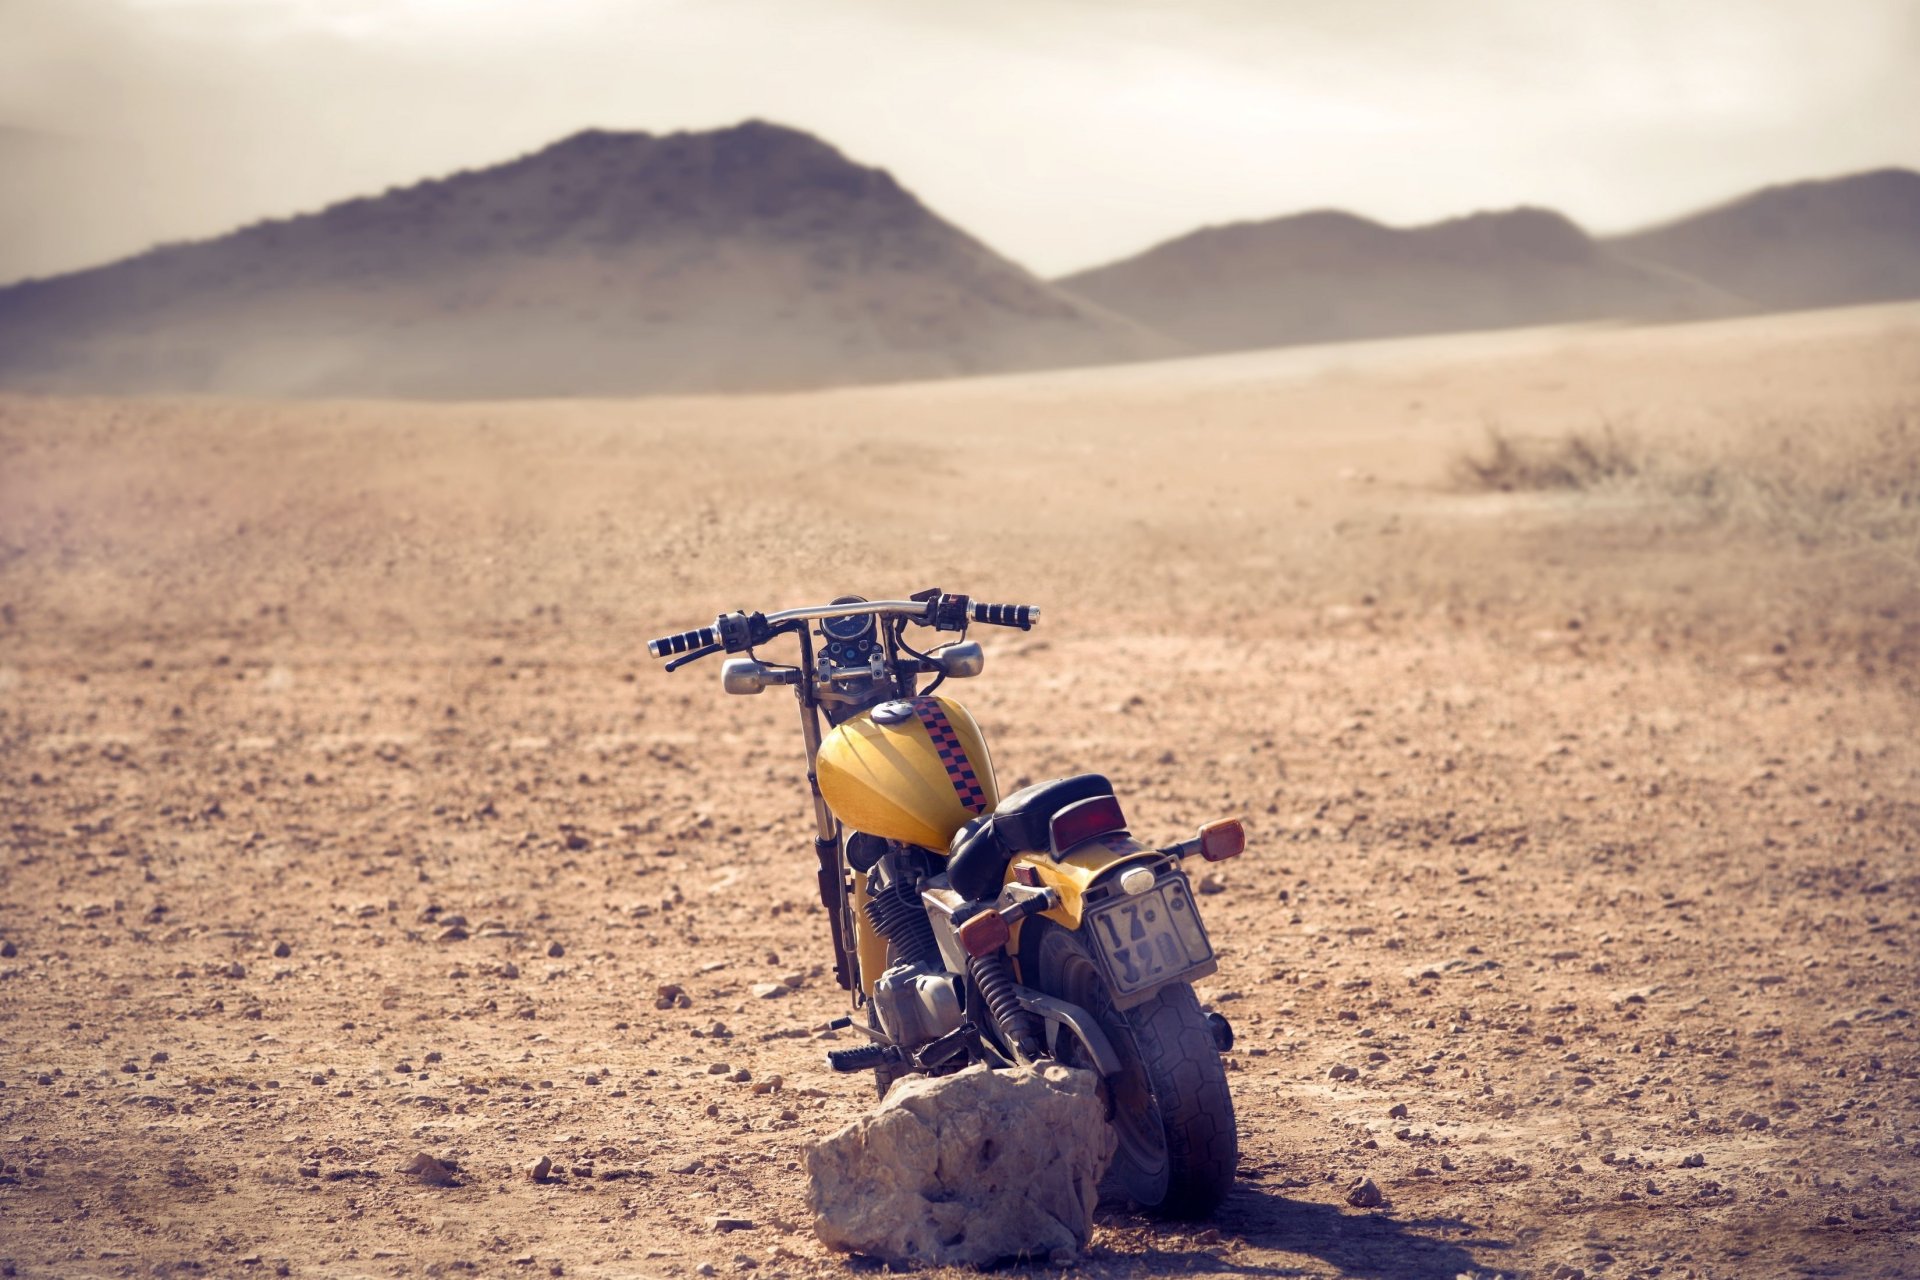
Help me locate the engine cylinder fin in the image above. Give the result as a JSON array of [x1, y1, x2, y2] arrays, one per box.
[[863, 875, 941, 967]]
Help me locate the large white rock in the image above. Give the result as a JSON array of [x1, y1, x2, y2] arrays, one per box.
[[807, 1063, 1116, 1267]]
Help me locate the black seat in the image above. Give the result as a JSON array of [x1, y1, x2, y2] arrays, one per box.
[[946, 774, 1114, 901]]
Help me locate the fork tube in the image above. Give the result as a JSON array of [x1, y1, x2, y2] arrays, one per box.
[[795, 629, 836, 842], [796, 629, 857, 994]]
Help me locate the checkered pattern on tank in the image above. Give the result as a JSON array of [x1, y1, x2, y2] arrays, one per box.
[[909, 697, 988, 814]]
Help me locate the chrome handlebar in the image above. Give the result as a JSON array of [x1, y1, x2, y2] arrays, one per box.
[[647, 594, 1040, 663]]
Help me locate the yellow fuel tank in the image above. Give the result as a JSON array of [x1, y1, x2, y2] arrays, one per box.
[[817, 696, 999, 849]]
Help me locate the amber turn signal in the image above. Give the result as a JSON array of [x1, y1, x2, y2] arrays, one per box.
[[957, 908, 1012, 958], [1198, 818, 1245, 862]]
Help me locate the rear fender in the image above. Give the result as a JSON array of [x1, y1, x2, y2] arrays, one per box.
[[1006, 834, 1157, 960]]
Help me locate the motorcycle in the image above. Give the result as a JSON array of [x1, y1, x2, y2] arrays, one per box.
[[647, 589, 1243, 1216]]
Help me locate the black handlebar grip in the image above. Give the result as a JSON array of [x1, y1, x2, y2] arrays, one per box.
[[970, 602, 1040, 629], [647, 626, 717, 659]]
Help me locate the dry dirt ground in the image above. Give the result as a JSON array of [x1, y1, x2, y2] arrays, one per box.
[[2, 304, 1918, 1280]]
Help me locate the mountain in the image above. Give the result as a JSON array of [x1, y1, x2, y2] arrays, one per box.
[[0, 122, 1171, 397], [1606, 168, 1920, 310], [1055, 206, 1738, 354]]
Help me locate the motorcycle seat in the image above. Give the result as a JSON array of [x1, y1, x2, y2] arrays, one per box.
[[946, 773, 1115, 901]]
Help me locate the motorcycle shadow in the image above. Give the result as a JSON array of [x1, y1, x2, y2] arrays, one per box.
[[1091, 1184, 1511, 1280]]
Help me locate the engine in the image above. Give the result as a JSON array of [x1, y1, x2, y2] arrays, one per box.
[[862, 854, 964, 1050]]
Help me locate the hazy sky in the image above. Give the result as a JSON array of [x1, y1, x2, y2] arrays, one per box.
[[3, 0, 1917, 283]]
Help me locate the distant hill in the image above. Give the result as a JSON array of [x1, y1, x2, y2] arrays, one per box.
[[0, 122, 1171, 397], [1054, 206, 1739, 354], [1606, 168, 1920, 310]]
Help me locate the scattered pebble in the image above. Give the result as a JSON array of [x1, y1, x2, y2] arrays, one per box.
[[1346, 1175, 1383, 1208], [398, 1152, 458, 1186]]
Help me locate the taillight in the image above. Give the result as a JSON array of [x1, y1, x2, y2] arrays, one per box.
[[1048, 795, 1128, 856], [957, 909, 1011, 958], [1198, 818, 1245, 862]]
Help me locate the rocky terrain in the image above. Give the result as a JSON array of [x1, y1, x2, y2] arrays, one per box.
[[1, 303, 1917, 1278], [0, 122, 1166, 397]]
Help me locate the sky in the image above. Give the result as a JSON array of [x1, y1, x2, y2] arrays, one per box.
[[2, 0, 1917, 284]]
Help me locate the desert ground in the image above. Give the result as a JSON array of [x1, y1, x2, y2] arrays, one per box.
[[2, 303, 1917, 1280]]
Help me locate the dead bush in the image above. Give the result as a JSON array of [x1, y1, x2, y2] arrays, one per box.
[[1453, 422, 1644, 492]]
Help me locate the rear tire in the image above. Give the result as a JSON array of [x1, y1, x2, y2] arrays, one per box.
[[1030, 922, 1237, 1217]]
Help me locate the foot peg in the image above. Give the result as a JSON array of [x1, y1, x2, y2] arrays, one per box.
[[826, 1042, 904, 1073]]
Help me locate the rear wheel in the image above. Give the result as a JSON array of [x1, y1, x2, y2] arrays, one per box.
[[1030, 921, 1237, 1217]]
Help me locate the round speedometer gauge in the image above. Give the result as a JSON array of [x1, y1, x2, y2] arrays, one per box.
[[821, 595, 874, 644]]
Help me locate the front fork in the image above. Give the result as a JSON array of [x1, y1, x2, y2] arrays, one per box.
[[796, 635, 862, 993]]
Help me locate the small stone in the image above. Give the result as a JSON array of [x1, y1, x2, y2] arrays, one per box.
[[730, 1069, 752, 1084], [708, 1062, 732, 1075], [1680, 1152, 1706, 1168], [669, 1157, 704, 1175], [708, 1215, 754, 1232], [547, 941, 565, 958], [1387, 1103, 1409, 1119], [272, 941, 292, 959], [150, 1051, 168, 1064], [1198, 873, 1227, 895], [225, 961, 247, 979], [0, 940, 15, 958], [750, 983, 787, 999], [1346, 1176, 1383, 1208], [398, 1152, 458, 1186], [438, 926, 469, 942], [1328, 1064, 1360, 1081], [750, 1074, 784, 1095], [528, 1155, 553, 1183], [499, 961, 520, 980], [780, 972, 805, 989]]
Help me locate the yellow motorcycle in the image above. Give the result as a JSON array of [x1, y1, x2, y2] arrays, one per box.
[[647, 590, 1244, 1216]]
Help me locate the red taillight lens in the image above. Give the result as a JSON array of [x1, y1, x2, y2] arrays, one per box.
[[1198, 818, 1244, 862], [1048, 795, 1128, 856], [958, 909, 1011, 958]]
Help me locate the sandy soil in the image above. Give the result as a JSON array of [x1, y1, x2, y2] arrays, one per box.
[[2, 305, 1917, 1279]]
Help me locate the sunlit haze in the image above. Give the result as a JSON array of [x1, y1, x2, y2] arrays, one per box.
[[2, 0, 1916, 283]]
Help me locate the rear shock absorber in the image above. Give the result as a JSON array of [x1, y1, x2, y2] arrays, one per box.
[[970, 951, 1042, 1062]]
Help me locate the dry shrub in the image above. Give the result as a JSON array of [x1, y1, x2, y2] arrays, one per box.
[[1453, 422, 1644, 492], [1685, 405, 1920, 567], [1454, 406, 1919, 573]]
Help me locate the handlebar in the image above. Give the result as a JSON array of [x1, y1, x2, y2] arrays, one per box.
[[646, 625, 718, 659], [971, 601, 1038, 629], [646, 592, 1041, 663]]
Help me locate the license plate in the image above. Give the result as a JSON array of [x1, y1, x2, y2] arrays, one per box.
[[1084, 874, 1215, 1001]]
